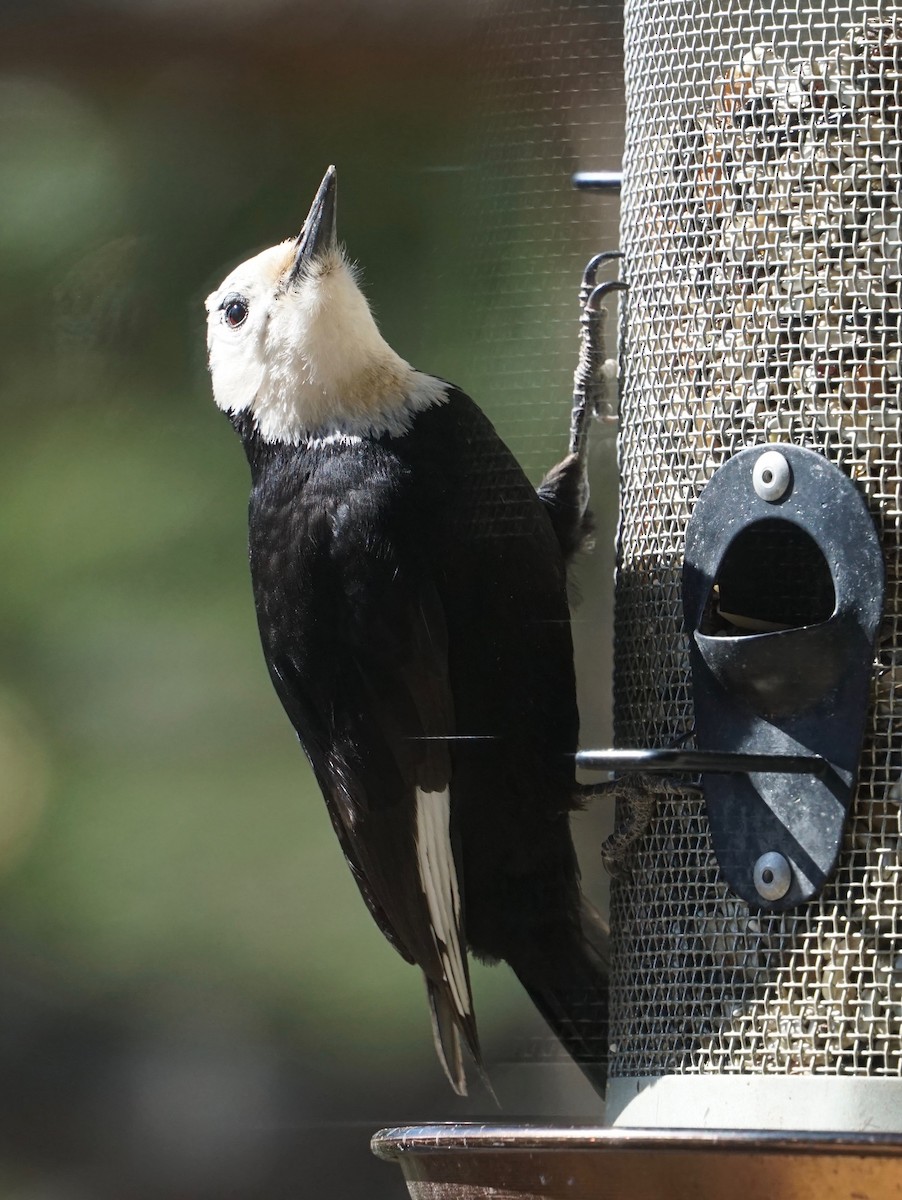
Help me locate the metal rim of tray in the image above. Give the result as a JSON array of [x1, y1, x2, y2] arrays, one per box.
[[372, 1123, 902, 1199], [372, 1124, 902, 1160]]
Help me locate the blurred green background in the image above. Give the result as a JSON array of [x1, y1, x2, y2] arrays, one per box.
[[0, 1, 623, 1195]]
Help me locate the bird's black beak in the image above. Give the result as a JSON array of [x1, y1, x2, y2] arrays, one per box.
[[292, 166, 337, 279]]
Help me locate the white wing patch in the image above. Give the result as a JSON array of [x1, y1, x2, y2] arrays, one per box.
[[415, 787, 470, 1019]]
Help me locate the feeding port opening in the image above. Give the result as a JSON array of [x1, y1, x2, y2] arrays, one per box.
[[701, 519, 836, 637]]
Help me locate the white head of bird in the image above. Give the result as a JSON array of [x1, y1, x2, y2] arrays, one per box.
[[205, 166, 446, 446]]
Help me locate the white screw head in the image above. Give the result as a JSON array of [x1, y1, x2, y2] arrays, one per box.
[[754, 851, 792, 901], [753, 449, 792, 501]]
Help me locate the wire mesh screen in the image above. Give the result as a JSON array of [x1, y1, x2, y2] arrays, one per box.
[[457, 2, 624, 1081], [465, 0, 624, 482], [614, 2, 902, 1077]]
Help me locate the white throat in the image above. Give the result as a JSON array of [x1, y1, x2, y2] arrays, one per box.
[[206, 242, 447, 445]]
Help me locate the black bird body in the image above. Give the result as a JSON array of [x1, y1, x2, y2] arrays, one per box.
[[206, 168, 608, 1095]]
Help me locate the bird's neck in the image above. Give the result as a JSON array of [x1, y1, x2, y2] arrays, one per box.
[[230, 371, 449, 466], [229, 409, 290, 479]]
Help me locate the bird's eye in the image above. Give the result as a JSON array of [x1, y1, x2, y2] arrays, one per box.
[[222, 296, 249, 328]]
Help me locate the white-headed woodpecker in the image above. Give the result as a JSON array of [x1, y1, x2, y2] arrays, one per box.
[[205, 167, 611, 1097]]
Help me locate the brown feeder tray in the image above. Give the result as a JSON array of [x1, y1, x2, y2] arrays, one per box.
[[371, 1124, 902, 1200]]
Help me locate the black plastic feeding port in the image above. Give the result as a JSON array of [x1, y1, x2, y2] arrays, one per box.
[[682, 444, 885, 911], [578, 444, 884, 912]]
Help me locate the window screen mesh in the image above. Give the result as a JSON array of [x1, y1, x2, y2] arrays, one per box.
[[613, 1, 902, 1077], [466, 0, 624, 482]]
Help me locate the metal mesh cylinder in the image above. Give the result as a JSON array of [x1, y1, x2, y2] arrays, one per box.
[[613, 0, 902, 1104]]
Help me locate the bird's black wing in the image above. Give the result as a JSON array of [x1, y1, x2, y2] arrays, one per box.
[[337, 559, 485, 1095], [250, 447, 481, 1093]]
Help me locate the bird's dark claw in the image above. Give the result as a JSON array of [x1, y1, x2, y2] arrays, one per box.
[[586, 279, 628, 314], [580, 250, 624, 307]]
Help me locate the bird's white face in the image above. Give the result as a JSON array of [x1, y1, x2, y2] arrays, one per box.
[[205, 240, 297, 436], [205, 230, 446, 445]]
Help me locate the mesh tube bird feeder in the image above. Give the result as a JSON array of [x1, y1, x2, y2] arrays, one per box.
[[609, 0, 902, 1129], [375, 1, 902, 1193]]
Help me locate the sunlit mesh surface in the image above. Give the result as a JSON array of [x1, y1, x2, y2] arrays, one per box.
[[613, 2, 902, 1076]]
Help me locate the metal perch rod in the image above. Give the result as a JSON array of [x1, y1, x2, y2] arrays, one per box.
[[576, 748, 831, 777]]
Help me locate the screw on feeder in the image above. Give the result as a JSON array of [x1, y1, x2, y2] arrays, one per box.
[[753, 851, 792, 902], [753, 450, 792, 502]]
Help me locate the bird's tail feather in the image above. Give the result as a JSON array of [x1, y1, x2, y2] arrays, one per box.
[[425, 977, 498, 1103], [514, 898, 611, 1096], [426, 979, 467, 1096]]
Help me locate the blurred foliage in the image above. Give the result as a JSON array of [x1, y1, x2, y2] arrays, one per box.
[[0, 2, 623, 1195]]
